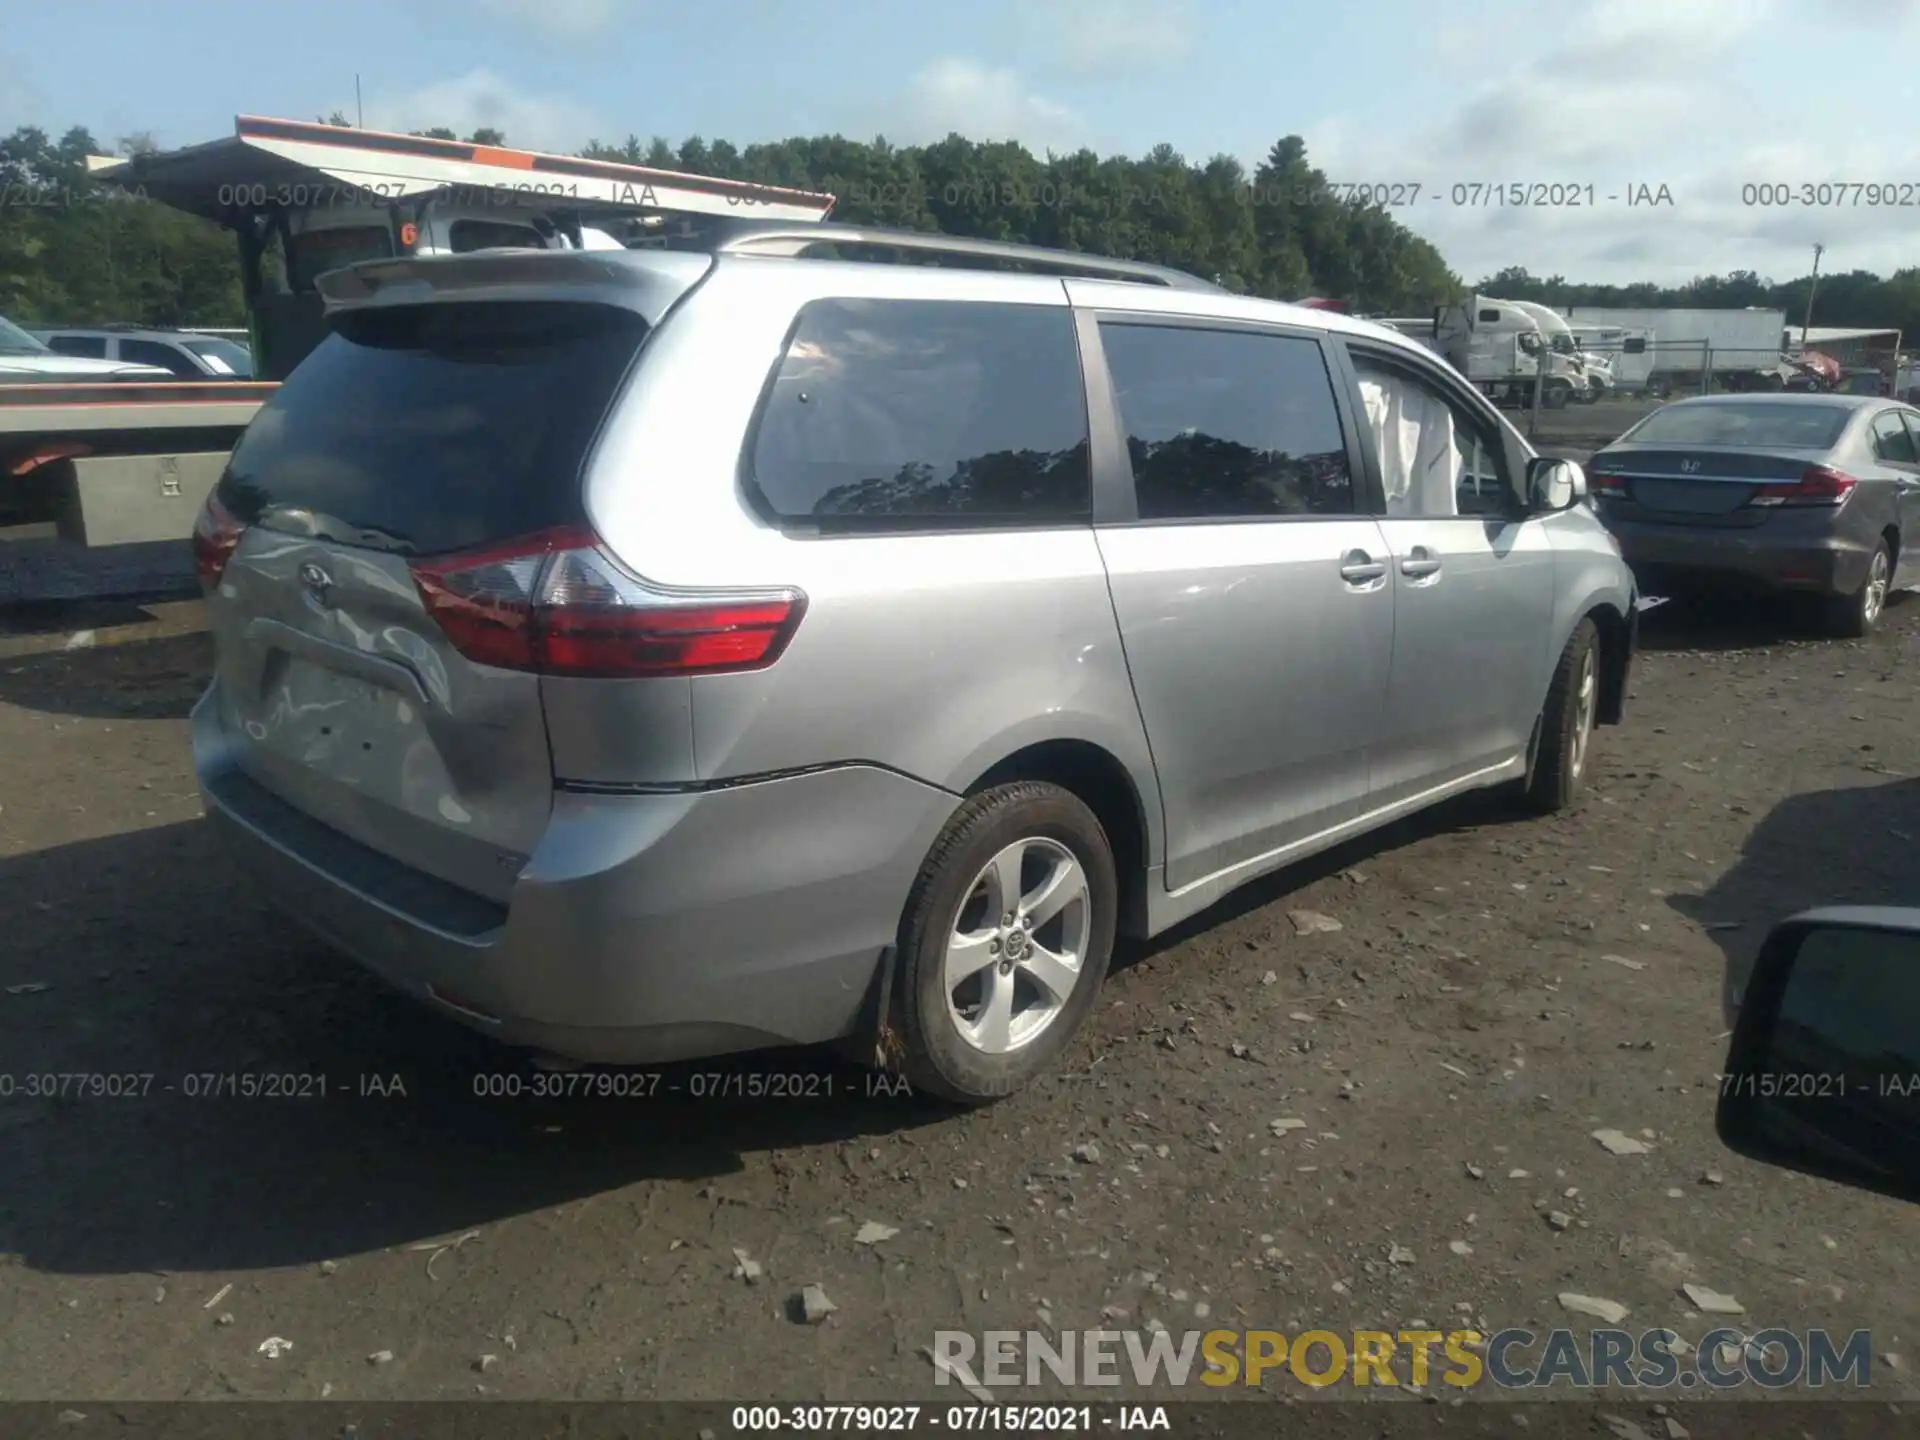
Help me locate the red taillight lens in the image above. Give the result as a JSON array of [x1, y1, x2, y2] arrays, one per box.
[[191, 491, 246, 589], [409, 527, 806, 678], [407, 531, 556, 669], [1588, 469, 1627, 495], [1749, 465, 1858, 508]]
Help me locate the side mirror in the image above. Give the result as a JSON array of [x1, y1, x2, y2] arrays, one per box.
[[1716, 909, 1920, 1205], [1527, 457, 1587, 513]]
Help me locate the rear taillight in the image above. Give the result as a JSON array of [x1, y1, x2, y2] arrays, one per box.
[[408, 526, 806, 678], [1749, 465, 1858, 508], [1587, 466, 1627, 496], [191, 490, 246, 589]]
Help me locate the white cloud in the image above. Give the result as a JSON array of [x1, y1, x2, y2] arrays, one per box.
[[1287, 0, 1917, 285], [1025, 0, 1197, 74], [472, 0, 634, 39], [883, 58, 1087, 151], [363, 70, 605, 153]]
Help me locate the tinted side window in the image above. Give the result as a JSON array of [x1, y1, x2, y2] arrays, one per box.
[[120, 339, 200, 376], [1097, 323, 1353, 520], [48, 335, 108, 358], [1871, 411, 1917, 464], [749, 299, 1090, 528]]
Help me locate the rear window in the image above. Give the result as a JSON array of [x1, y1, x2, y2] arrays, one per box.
[[748, 298, 1090, 529], [1621, 402, 1852, 450], [218, 302, 648, 555]]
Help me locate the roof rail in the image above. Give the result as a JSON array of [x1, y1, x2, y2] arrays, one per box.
[[710, 223, 1221, 291]]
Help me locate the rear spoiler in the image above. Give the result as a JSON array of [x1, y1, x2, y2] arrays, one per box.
[[314, 246, 716, 325]]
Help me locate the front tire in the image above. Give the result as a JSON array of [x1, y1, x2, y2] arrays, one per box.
[[891, 782, 1117, 1105], [1524, 618, 1600, 813], [1825, 540, 1893, 638]]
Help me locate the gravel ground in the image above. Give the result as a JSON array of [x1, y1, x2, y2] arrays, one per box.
[[2, 583, 1919, 1406]]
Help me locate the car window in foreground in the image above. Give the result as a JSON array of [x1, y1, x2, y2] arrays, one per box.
[[219, 301, 649, 555], [1353, 359, 1514, 519], [750, 299, 1091, 529], [1622, 401, 1852, 450], [1099, 323, 1353, 520]]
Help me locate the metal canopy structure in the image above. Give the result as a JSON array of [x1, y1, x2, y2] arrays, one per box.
[[87, 115, 838, 228]]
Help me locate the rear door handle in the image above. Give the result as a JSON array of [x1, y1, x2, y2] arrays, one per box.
[[1339, 550, 1387, 585], [1400, 545, 1442, 579]]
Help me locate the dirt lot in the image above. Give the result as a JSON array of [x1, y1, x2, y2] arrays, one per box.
[[3, 580, 1919, 1407]]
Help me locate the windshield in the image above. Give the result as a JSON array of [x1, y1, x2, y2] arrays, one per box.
[[1623, 401, 1853, 450], [0, 316, 49, 355], [180, 337, 254, 377]]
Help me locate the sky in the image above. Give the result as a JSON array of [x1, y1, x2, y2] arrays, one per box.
[[3, 0, 1917, 286]]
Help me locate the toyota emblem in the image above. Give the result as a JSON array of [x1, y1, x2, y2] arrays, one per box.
[[299, 561, 335, 606]]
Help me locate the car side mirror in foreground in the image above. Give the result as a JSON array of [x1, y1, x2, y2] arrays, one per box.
[[1716, 909, 1920, 1204], [1527, 457, 1587, 513]]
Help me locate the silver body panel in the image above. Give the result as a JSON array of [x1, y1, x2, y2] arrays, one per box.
[[195, 245, 1636, 1063], [1095, 516, 1394, 891], [207, 529, 555, 905]]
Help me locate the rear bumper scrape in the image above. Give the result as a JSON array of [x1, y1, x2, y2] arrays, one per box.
[[193, 692, 959, 1064]]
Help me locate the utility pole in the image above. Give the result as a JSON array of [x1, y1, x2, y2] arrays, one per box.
[[355, 75, 364, 128], [1800, 242, 1824, 348]]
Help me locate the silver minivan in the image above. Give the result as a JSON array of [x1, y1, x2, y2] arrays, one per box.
[[190, 226, 1637, 1103]]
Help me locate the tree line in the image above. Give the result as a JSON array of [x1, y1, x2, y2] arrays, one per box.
[[2, 119, 1915, 345]]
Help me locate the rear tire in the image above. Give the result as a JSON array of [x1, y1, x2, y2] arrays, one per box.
[[1825, 540, 1893, 638], [1524, 618, 1600, 813], [891, 782, 1117, 1105]]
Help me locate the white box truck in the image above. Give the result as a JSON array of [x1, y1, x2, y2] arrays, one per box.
[[1559, 306, 1791, 395]]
